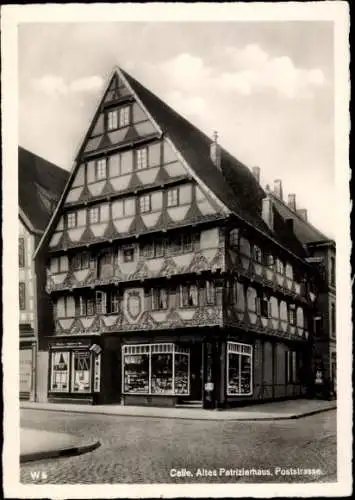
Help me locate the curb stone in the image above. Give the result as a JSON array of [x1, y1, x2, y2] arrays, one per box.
[[20, 439, 101, 463]]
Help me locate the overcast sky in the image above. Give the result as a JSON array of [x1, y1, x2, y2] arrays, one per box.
[[18, 21, 335, 237]]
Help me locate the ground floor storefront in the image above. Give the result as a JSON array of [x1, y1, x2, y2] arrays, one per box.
[[44, 329, 310, 408]]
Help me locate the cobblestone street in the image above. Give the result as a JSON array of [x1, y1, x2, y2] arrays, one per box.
[[20, 409, 336, 484]]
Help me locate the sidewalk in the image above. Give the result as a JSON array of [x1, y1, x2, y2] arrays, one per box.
[[20, 428, 101, 463], [21, 398, 336, 422]]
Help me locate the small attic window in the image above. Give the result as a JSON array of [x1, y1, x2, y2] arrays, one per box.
[[107, 110, 118, 131]]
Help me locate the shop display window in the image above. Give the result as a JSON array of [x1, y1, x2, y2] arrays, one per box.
[[122, 343, 190, 395], [71, 351, 91, 393], [50, 351, 70, 392], [227, 342, 253, 396]]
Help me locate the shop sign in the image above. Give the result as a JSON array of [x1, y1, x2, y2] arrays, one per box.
[[51, 340, 90, 349]]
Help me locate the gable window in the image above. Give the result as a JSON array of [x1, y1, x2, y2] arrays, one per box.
[[107, 109, 118, 131], [152, 289, 168, 310], [167, 188, 179, 207], [289, 304, 296, 326], [19, 282, 26, 310], [136, 148, 148, 170], [19, 237, 25, 268], [139, 194, 151, 213], [181, 285, 199, 308], [123, 247, 135, 263], [72, 252, 89, 271], [119, 106, 130, 128], [95, 158, 107, 180], [253, 245, 262, 263], [66, 212, 77, 229], [89, 206, 100, 224]]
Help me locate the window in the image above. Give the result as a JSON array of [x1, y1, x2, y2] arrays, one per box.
[[253, 245, 262, 263], [141, 238, 165, 259], [167, 188, 179, 207], [122, 343, 190, 395], [95, 159, 107, 180], [330, 256, 335, 286], [289, 304, 296, 326], [119, 106, 130, 128], [98, 250, 113, 279], [75, 296, 87, 317], [66, 212, 77, 229], [107, 109, 118, 130], [19, 282, 26, 310], [123, 247, 135, 263], [205, 281, 216, 305], [152, 289, 168, 310], [180, 285, 199, 307], [182, 234, 193, 253], [276, 258, 284, 274], [331, 303, 336, 335], [19, 237, 25, 268], [136, 148, 148, 170], [122, 198, 135, 217], [72, 252, 89, 271], [71, 351, 91, 393], [260, 296, 269, 318], [139, 195, 151, 213], [107, 291, 120, 314], [50, 351, 70, 392], [95, 291, 107, 314], [229, 229, 239, 247], [266, 254, 275, 267], [89, 206, 100, 224], [87, 297, 95, 316], [227, 342, 253, 396]]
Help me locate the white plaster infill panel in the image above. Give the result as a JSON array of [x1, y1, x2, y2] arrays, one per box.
[[141, 212, 161, 228], [113, 217, 134, 233], [49, 232, 62, 247], [197, 199, 216, 215], [150, 311, 168, 323], [272, 319, 279, 330], [146, 258, 164, 274], [88, 181, 106, 197], [81, 317, 95, 329], [163, 162, 186, 178], [137, 167, 159, 185], [59, 318, 74, 330], [173, 253, 193, 269], [261, 317, 268, 327], [110, 175, 132, 192], [91, 223, 107, 238], [68, 228, 85, 242], [178, 309, 195, 321], [74, 269, 90, 282], [201, 248, 218, 263], [66, 187, 83, 204], [102, 315, 119, 327], [167, 205, 190, 222], [52, 273, 67, 285], [249, 312, 258, 325]]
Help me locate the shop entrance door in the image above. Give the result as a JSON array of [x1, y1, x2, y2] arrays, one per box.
[[187, 343, 203, 402]]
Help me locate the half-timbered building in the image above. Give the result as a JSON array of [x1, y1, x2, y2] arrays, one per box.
[[35, 68, 318, 408]]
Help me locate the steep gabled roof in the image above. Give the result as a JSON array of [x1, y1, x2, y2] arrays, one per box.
[[19, 147, 69, 232], [269, 192, 331, 245], [121, 69, 308, 259]]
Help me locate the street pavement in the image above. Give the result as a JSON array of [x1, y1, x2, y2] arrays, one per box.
[[20, 408, 336, 484]]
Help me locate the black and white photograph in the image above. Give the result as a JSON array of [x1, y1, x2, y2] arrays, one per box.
[[1, 2, 351, 498]]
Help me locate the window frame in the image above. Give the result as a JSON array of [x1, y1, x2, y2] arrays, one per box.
[[95, 158, 107, 181], [167, 187, 179, 208], [253, 245, 263, 264], [139, 194, 152, 214], [19, 282, 26, 310], [226, 342, 253, 396], [289, 304, 296, 326], [107, 109, 118, 131], [72, 252, 90, 271], [66, 212, 77, 229], [89, 206, 100, 224], [122, 246, 135, 263], [136, 147, 148, 170], [330, 256, 336, 287], [151, 288, 169, 311], [119, 106, 130, 128]]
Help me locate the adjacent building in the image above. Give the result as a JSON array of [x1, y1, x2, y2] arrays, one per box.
[[34, 68, 320, 408], [268, 187, 336, 390], [19, 147, 69, 400]]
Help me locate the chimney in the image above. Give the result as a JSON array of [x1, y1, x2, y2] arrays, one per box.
[[210, 131, 221, 171], [288, 193, 296, 211], [252, 166, 260, 183], [273, 179, 283, 200], [262, 196, 274, 230], [297, 209, 308, 221]]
